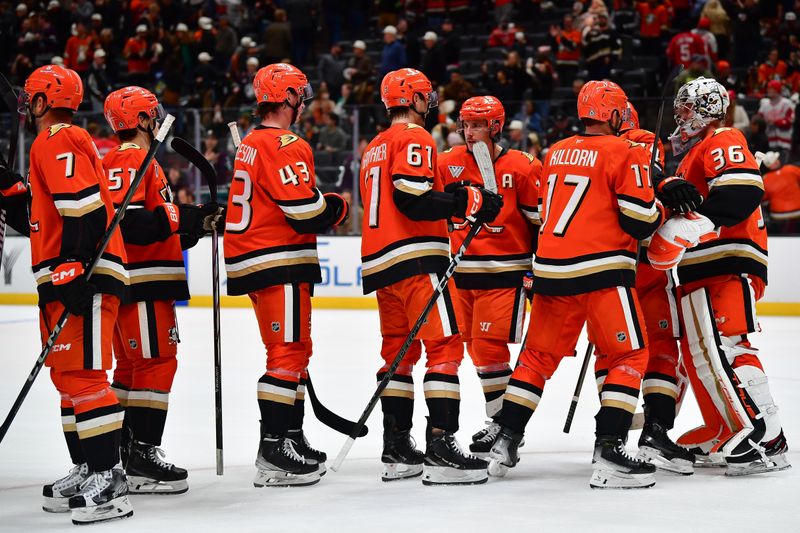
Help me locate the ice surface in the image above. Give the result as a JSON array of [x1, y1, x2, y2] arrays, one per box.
[[0, 305, 798, 532]]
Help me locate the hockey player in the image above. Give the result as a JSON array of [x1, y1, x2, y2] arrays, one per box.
[[223, 63, 350, 487], [648, 77, 790, 475], [489, 80, 663, 489], [615, 103, 698, 474], [359, 68, 502, 485], [103, 86, 219, 494], [20, 65, 132, 524], [436, 95, 541, 455]]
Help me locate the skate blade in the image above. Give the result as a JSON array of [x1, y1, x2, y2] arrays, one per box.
[[725, 455, 792, 477], [636, 446, 694, 476], [381, 462, 423, 481], [253, 468, 321, 487], [488, 459, 509, 477], [127, 475, 189, 494], [42, 496, 70, 513], [70, 495, 134, 525], [694, 455, 727, 468], [590, 469, 656, 489], [317, 463, 327, 477], [421, 465, 488, 486]]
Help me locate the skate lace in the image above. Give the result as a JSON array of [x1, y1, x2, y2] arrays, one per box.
[[77, 471, 111, 499], [281, 438, 307, 463], [615, 442, 644, 464], [147, 446, 175, 470], [54, 463, 89, 490], [446, 433, 479, 460], [476, 422, 502, 443]]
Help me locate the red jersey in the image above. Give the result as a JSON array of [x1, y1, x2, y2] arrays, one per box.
[[103, 143, 187, 302], [637, 2, 668, 37], [123, 37, 150, 74], [64, 35, 94, 73], [438, 146, 541, 289], [224, 126, 324, 295], [28, 124, 128, 303], [666, 32, 705, 68], [555, 29, 582, 65], [534, 134, 661, 296], [675, 127, 767, 284], [763, 164, 800, 220], [359, 122, 450, 294]]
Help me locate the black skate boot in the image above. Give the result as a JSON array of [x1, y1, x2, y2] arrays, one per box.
[[120, 424, 132, 469], [68, 467, 133, 525], [636, 420, 695, 475], [381, 416, 424, 481], [487, 427, 524, 477], [423, 423, 488, 486], [288, 429, 327, 476], [591, 435, 656, 489], [42, 463, 90, 513], [126, 441, 189, 494], [725, 430, 792, 476], [469, 421, 502, 456], [254, 435, 321, 487]]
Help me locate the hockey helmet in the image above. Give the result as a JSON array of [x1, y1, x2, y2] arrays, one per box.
[[380, 68, 438, 111], [670, 77, 728, 147], [21, 64, 83, 113], [576, 80, 628, 123], [103, 86, 165, 134], [253, 63, 314, 104], [458, 95, 505, 136]]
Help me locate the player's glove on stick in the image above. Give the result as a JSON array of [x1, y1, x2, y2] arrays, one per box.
[[648, 213, 719, 270], [176, 202, 221, 237], [654, 174, 703, 214], [454, 185, 503, 224], [0, 167, 25, 197], [203, 205, 226, 232], [323, 192, 350, 227], [51, 260, 97, 316]]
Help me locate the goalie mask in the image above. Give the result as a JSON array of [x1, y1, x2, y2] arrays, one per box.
[[670, 77, 729, 155]]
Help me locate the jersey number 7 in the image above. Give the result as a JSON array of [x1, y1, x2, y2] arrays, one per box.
[[541, 173, 591, 237]]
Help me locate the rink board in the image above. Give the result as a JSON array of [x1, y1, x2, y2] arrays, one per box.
[[1, 235, 798, 315]]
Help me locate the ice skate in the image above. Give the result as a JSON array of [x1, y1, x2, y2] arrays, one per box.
[[678, 424, 726, 467], [68, 468, 133, 525], [487, 427, 524, 477], [381, 416, 424, 481], [591, 436, 656, 489], [725, 431, 792, 476], [469, 421, 501, 456], [288, 429, 327, 476], [254, 436, 321, 487], [42, 463, 90, 513], [126, 441, 189, 494], [636, 420, 695, 475], [423, 425, 487, 486]]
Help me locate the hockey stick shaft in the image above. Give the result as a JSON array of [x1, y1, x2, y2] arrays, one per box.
[[0, 115, 175, 444], [563, 341, 593, 433], [331, 222, 482, 471]]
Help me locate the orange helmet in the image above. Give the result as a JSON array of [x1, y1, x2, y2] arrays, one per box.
[[22, 64, 83, 112], [103, 86, 164, 133], [458, 95, 505, 134], [380, 68, 438, 110], [253, 63, 313, 104], [577, 80, 628, 123], [621, 101, 640, 131]]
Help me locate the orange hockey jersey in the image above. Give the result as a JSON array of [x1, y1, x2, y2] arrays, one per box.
[[438, 145, 541, 289], [675, 127, 767, 284], [27, 123, 128, 303], [533, 134, 662, 296], [224, 126, 327, 295], [103, 143, 188, 302], [359, 122, 450, 294], [763, 164, 800, 220]]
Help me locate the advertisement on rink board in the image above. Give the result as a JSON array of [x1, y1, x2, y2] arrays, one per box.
[[1, 235, 800, 314]]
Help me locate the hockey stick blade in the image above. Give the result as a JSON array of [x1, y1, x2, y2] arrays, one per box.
[[227, 121, 242, 147], [307, 373, 368, 437], [170, 137, 218, 203], [471, 141, 498, 193]]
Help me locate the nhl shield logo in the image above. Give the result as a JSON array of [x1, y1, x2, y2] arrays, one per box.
[[128, 339, 138, 350], [659, 319, 669, 330], [616, 332, 627, 342], [271, 322, 281, 332], [448, 165, 465, 179]]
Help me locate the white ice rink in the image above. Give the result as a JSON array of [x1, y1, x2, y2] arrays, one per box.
[[0, 305, 798, 532]]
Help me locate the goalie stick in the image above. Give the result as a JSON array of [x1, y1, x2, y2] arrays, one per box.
[[170, 136, 225, 475], [0, 114, 176, 444], [225, 122, 365, 438], [331, 141, 497, 472]]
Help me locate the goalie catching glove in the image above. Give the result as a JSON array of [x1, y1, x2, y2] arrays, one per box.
[[648, 213, 719, 270]]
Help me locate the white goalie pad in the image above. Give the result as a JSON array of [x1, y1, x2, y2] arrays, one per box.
[[680, 288, 762, 457]]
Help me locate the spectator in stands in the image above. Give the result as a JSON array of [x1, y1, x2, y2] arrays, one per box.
[[762, 154, 800, 232], [195, 17, 217, 56], [504, 120, 526, 150], [495, 0, 514, 25], [702, 0, 732, 59], [777, 12, 799, 59], [309, 88, 337, 126], [346, 40, 374, 87], [203, 130, 230, 184], [64, 21, 95, 76], [746, 115, 771, 154], [86, 49, 110, 112], [380, 25, 406, 78], [397, 18, 421, 69], [545, 110, 580, 147], [167, 167, 189, 196], [636, 0, 668, 56], [421, 31, 447, 86], [786, 51, 800, 95], [515, 100, 544, 134], [263, 9, 291, 64], [674, 55, 714, 92], [488, 22, 516, 49], [440, 18, 460, 68], [717, 60, 742, 93], [693, 18, 719, 63], [378, 0, 399, 28], [123, 24, 154, 84], [759, 80, 796, 161], [286, 0, 316, 65], [88, 123, 117, 158], [319, 42, 346, 99], [758, 49, 788, 93], [550, 14, 582, 84], [667, 24, 707, 69], [443, 69, 474, 105], [511, 31, 528, 57], [192, 51, 217, 107], [502, 51, 531, 100], [727, 0, 761, 68], [231, 36, 257, 78], [726, 90, 750, 132], [612, 0, 640, 36], [582, 12, 622, 81], [528, 47, 556, 100], [481, 62, 516, 101], [215, 17, 238, 70], [317, 113, 349, 152]]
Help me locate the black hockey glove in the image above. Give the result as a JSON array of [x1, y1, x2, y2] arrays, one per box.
[[454, 186, 504, 224], [51, 260, 97, 317], [0, 167, 25, 197], [323, 192, 350, 227], [654, 175, 703, 214], [177, 202, 221, 238]]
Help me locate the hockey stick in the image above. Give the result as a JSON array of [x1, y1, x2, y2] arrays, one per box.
[[0, 115, 176, 444], [170, 136, 224, 475], [0, 73, 20, 265], [331, 141, 498, 472], [563, 342, 593, 433], [226, 122, 364, 437]]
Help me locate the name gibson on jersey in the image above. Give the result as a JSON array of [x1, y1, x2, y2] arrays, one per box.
[[236, 143, 257, 166], [549, 148, 598, 168]]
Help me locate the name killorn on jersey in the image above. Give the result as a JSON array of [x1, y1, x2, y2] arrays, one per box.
[[549, 148, 598, 167]]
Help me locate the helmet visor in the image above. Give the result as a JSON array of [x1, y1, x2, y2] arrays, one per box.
[[427, 90, 438, 109], [299, 83, 314, 102], [153, 103, 166, 121]]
